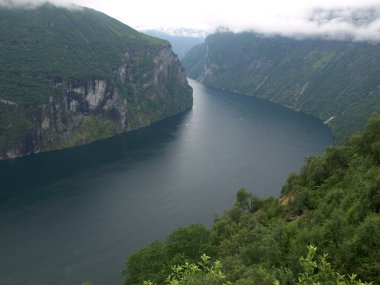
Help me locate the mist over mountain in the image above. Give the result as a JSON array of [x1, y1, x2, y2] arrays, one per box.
[[293, 5, 380, 41], [1, 2, 379, 285], [2, 0, 380, 43], [0, 0, 73, 8], [142, 30, 204, 59]]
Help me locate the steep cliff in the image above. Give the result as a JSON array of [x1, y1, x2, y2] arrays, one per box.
[[183, 32, 380, 142], [0, 5, 192, 159]]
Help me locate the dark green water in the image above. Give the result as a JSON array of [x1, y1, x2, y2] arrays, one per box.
[[0, 79, 332, 285]]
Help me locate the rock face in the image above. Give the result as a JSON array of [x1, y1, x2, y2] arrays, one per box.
[[0, 5, 192, 159], [182, 32, 380, 142]]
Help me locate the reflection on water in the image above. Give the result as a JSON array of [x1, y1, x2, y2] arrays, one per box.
[[0, 79, 332, 285]]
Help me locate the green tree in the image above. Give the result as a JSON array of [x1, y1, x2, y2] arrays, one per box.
[[124, 241, 166, 285], [144, 254, 227, 285], [290, 245, 372, 285], [236, 188, 263, 213], [166, 224, 214, 261]]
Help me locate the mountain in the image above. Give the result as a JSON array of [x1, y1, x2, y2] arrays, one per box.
[[182, 31, 380, 142], [0, 4, 192, 160], [142, 30, 204, 59]]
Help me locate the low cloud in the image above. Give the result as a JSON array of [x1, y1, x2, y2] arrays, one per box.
[[0, 0, 78, 9], [208, 3, 380, 42], [1, 0, 380, 42], [290, 6, 380, 41]]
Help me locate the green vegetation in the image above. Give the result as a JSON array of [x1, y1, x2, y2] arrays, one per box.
[[0, 104, 32, 152], [289, 245, 371, 285], [83, 248, 371, 285], [182, 32, 380, 142], [136, 247, 370, 285], [58, 116, 117, 148], [0, 4, 192, 159], [123, 114, 380, 285], [0, 4, 166, 103], [143, 254, 227, 285]]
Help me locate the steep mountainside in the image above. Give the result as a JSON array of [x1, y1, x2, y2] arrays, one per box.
[[0, 5, 192, 159], [182, 32, 380, 142]]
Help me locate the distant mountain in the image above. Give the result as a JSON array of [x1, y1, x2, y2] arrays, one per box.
[[139, 27, 208, 38], [183, 32, 380, 142], [0, 4, 192, 159], [142, 30, 204, 59]]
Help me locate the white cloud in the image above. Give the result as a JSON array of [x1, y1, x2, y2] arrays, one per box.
[[1, 0, 380, 41], [0, 0, 79, 8]]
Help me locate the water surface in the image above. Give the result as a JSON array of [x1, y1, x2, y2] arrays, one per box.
[[0, 79, 332, 285]]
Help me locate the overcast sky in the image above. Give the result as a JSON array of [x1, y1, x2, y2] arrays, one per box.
[[2, 0, 380, 40]]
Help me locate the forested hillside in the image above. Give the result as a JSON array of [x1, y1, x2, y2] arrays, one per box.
[[182, 32, 380, 142], [0, 4, 192, 159], [122, 114, 380, 285]]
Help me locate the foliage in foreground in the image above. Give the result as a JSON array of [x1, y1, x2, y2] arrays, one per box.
[[139, 246, 371, 285], [82, 246, 371, 285], [143, 254, 226, 285], [123, 114, 380, 285], [292, 245, 371, 285]]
